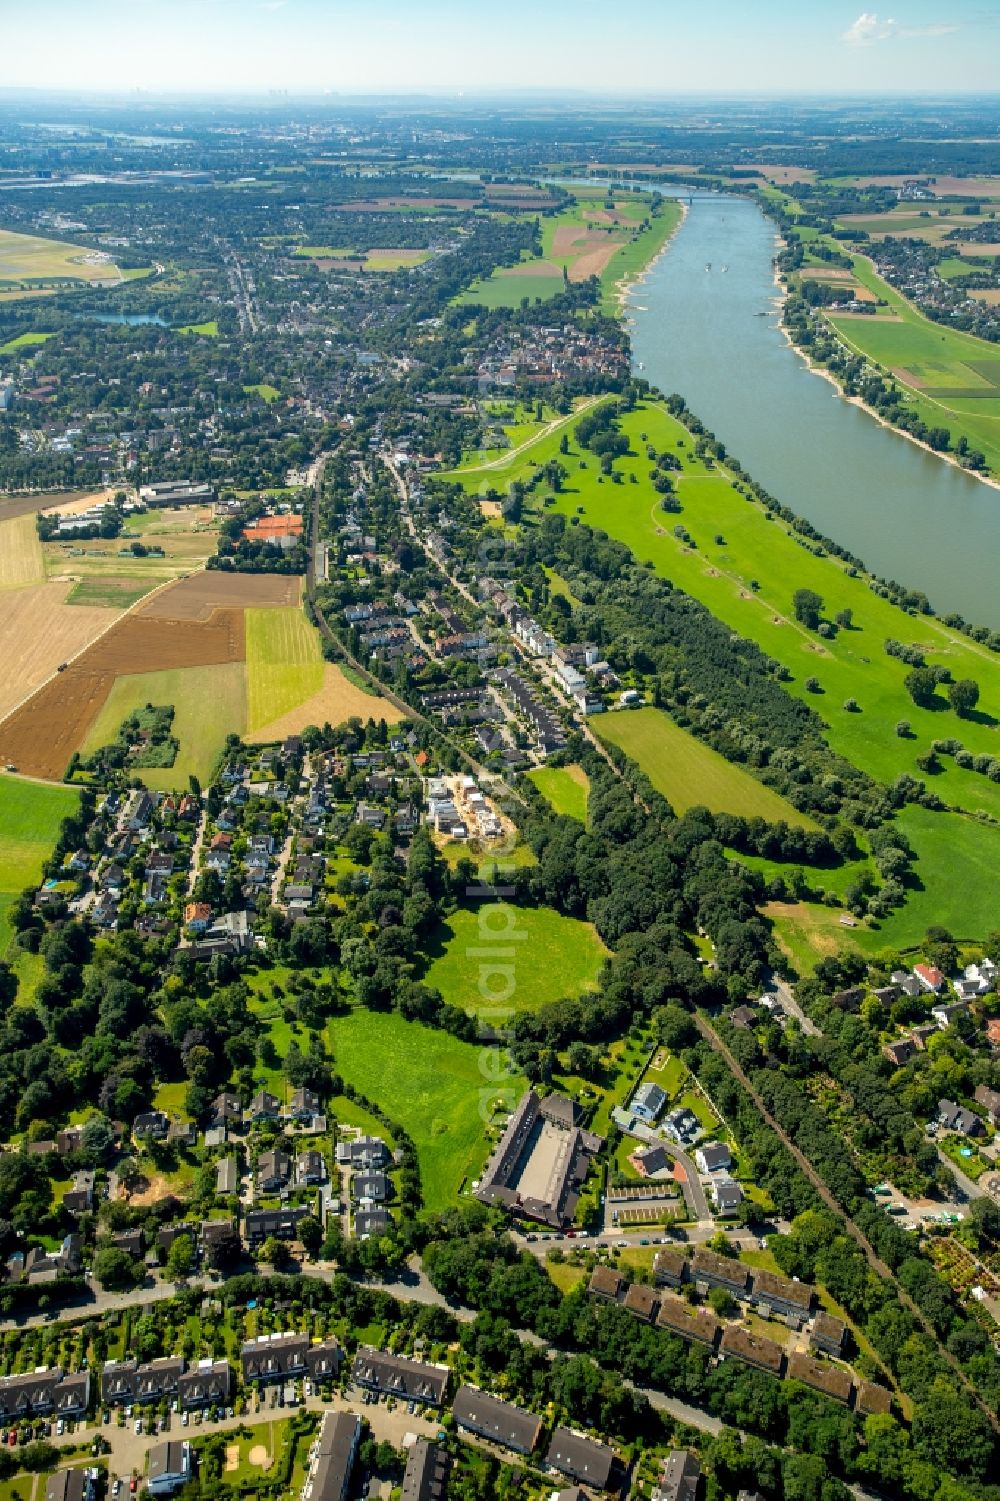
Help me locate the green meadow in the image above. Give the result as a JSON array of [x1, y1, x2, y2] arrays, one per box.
[[80, 663, 247, 791], [325, 1008, 527, 1209], [452, 395, 1000, 949], [0, 777, 79, 953], [527, 763, 590, 821], [823, 254, 1000, 473], [598, 707, 816, 826], [422, 904, 609, 1017]]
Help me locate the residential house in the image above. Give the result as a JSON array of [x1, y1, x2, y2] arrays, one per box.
[[177, 1361, 231, 1411], [351, 1347, 449, 1406], [975, 1084, 1000, 1125], [452, 1385, 543, 1455], [711, 1179, 745, 1215], [289, 1087, 321, 1121], [883, 1039, 917, 1067], [654, 1451, 701, 1501], [652, 1248, 687, 1289], [0, 1368, 89, 1423], [400, 1440, 449, 1501], [938, 1098, 982, 1136], [932, 1000, 970, 1030], [631, 1081, 667, 1123], [241, 1333, 308, 1384], [134, 1110, 170, 1140], [147, 1442, 192, 1497], [810, 1312, 848, 1358], [750, 1269, 813, 1326], [244, 1207, 308, 1245], [695, 1142, 732, 1174], [545, 1428, 615, 1492], [296, 1150, 326, 1186], [301, 1411, 359, 1501], [256, 1150, 292, 1192], [913, 963, 946, 993], [184, 903, 212, 934], [210, 1093, 243, 1129], [249, 1090, 280, 1122]]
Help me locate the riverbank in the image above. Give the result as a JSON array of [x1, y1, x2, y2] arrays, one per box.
[[773, 248, 1000, 496], [617, 198, 688, 312]]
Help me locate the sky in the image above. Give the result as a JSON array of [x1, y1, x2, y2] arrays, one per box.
[[1, 0, 998, 96]]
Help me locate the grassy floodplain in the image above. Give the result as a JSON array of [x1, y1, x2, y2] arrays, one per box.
[[422, 904, 608, 1017], [450, 395, 1000, 948], [325, 1007, 527, 1209], [458, 188, 682, 312], [597, 707, 817, 825]]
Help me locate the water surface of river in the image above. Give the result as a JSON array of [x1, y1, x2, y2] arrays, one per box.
[[628, 193, 1000, 627]]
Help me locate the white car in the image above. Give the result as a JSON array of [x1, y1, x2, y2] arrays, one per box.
[[181, 1414, 189, 1428], [134, 1419, 142, 1435]]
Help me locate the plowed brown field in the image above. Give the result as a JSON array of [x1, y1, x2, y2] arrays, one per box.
[[0, 606, 245, 780], [139, 571, 300, 620]]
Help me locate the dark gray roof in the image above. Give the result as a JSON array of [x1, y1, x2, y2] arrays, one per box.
[[452, 1385, 542, 1454], [545, 1427, 614, 1488]]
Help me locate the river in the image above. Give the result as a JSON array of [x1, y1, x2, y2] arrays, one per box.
[[627, 192, 1000, 628]]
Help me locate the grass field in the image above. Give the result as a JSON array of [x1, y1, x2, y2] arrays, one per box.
[[598, 706, 816, 826], [528, 763, 590, 821], [79, 662, 247, 790], [44, 504, 218, 585], [0, 229, 128, 287], [243, 383, 280, 402], [178, 321, 219, 337], [451, 394, 1000, 952], [245, 607, 325, 733], [65, 576, 153, 609], [421, 903, 608, 1016], [325, 1007, 527, 1209], [458, 189, 682, 311], [0, 778, 79, 953], [0, 330, 55, 354], [295, 246, 431, 271], [823, 253, 1000, 474]]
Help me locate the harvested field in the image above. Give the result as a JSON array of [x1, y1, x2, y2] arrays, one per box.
[[551, 225, 627, 281], [41, 487, 116, 519], [0, 513, 45, 588], [139, 571, 299, 620], [751, 163, 816, 184], [954, 242, 1000, 257], [970, 289, 1000, 304], [340, 195, 475, 211], [0, 580, 117, 721], [0, 606, 244, 780], [247, 662, 403, 743]]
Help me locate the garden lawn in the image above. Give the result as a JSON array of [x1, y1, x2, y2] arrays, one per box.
[[598, 707, 815, 826], [80, 662, 247, 790], [527, 764, 589, 821], [422, 904, 609, 1016], [246, 607, 324, 734], [326, 1008, 527, 1209]]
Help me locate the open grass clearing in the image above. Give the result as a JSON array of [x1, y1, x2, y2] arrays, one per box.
[[0, 229, 130, 286], [248, 663, 402, 743], [0, 777, 79, 951], [598, 706, 816, 826], [80, 661, 247, 790], [422, 903, 608, 1017], [325, 1007, 527, 1209], [527, 763, 589, 821], [65, 576, 154, 609], [0, 330, 55, 354]]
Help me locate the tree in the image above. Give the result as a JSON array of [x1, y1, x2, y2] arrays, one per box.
[[92, 1247, 140, 1291], [948, 678, 980, 718], [835, 608, 853, 630], [904, 667, 939, 708], [792, 589, 823, 630], [895, 720, 911, 737], [166, 1236, 194, 1281], [298, 1215, 322, 1255], [804, 676, 821, 693]]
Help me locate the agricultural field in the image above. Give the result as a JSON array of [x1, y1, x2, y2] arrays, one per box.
[[457, 189, 682, 310], [527, 763, 590, 821], [598, 706, 815, 826], [245, 605, 398, 739], [0, 777, 79, 953], [294, 246, 431, 272], [421, 903, 609, 1016], [824, 254, 1000, 473], [0, 228, 135, 288], [325, 1007, 527, 1209], [0, 514, 45, 588], [0, 579, 119, 722], [79, 662, 247, 790]]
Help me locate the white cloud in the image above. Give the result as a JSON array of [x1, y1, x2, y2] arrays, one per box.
[[843, 11, 959, 44]]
